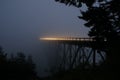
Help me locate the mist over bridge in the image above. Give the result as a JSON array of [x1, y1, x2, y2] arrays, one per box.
[[40, 37, 106, 71]]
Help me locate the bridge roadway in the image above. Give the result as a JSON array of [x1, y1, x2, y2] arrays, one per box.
[[40, 37, 94, 41], [40, 37, 107, 48], [40, 37, 105, 48]]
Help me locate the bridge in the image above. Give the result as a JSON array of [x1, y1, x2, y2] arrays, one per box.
[[40, 37, 106, 71]]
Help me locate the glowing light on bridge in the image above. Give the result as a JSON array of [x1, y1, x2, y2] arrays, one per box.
[[40, 37, 66, 41], [40, 37, 94, 41]]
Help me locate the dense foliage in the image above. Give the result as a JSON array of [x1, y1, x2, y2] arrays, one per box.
[[55, 0, 120, 41], [0, 47, 38, 80], [54, 0, 120, 79], [55, 0, 120, 65]]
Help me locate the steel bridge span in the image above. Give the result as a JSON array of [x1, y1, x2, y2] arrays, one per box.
[[40, 37, 106, 71]]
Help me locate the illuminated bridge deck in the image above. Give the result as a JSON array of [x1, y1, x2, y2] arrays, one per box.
[[40, 37, 97, 46]]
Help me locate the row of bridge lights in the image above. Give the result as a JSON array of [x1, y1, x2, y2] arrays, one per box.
[[40, 37, 94, 41]]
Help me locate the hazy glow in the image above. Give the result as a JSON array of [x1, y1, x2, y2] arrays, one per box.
[[40, 38, 66, 41], [40, 37, 94, 41]]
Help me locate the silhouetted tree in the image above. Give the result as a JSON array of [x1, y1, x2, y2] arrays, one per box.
[[55, 0, 120, 66], [55, 0, 120, 79], [0, 46, 8, 79], [0, 46, 7, 63], [0, 46, 38, 80]]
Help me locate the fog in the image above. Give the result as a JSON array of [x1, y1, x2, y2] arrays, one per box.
[[0, 0, 89, 77]]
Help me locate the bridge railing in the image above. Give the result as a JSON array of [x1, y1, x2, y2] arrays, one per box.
[[40, 37, 95, 42]]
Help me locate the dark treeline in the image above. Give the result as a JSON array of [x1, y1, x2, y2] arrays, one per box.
[[0, 46, 40, 80]]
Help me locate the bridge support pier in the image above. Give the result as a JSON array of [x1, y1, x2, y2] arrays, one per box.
[[57, 43, 106, 71]]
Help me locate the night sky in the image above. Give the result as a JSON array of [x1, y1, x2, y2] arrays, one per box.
[[0, 0, 89, 77]]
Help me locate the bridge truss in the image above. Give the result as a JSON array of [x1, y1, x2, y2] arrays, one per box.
[[40, 37, 106, 71]]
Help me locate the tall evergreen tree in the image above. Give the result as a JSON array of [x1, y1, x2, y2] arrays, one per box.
[[55, 0, 120, 66], [55, 0, 120, 79]]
